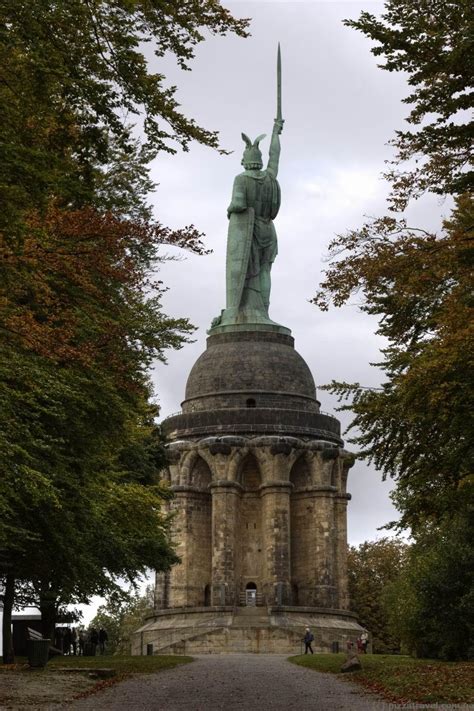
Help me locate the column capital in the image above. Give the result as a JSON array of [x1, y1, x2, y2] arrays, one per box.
[[172, 484, 209, 494], [210, 480, 243, 492], [260, 481, 293, 494]]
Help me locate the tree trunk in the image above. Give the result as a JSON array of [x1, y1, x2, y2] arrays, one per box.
[[2, 573, 15, 664], [39, 592, 57, 642]]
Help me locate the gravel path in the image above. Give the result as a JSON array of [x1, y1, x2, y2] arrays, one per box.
[[59, 654, 391, 710]]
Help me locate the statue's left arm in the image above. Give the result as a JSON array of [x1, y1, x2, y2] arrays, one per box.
[[267, 119, 284, 177]]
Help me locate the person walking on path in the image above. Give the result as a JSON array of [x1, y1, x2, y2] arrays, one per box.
[[303, 627, 314, 654]]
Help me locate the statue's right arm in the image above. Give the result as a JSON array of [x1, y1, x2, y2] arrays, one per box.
[[227, 175, 247, 218], [267, 119, 284, 177]]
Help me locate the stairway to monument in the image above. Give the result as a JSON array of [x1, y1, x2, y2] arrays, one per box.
[[232, 606, 271, 628]]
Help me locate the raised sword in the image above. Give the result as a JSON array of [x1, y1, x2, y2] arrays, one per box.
[[277, 42, 283, 122]]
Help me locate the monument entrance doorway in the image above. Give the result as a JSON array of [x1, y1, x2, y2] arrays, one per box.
[[245, 583, 257, 606]]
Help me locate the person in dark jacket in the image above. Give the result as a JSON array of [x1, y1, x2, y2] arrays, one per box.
[[63, 627, 72, 655], [98, 628, 108, 655], [303, 627, 314, 654], [90, 628, 99, 656]]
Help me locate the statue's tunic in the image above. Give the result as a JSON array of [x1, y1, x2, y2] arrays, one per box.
[[227, 169, 281, 299]]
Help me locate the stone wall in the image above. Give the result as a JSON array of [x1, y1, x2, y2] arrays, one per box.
[[157, 436, 354, 612], [132, 607, 365, 656]]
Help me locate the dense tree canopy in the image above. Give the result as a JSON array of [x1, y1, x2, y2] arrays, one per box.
[[385, 505, 474, 660], [315, 194, 473, 531], [1, 0, 249, 231], [314, 0, 473, 660], [90, 585, 155, 655], [345, 0, 473, 209], [348, 538, 407, 653], [0, 0, 248, 662]]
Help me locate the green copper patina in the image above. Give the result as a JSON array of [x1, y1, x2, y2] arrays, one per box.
[[210, 45, 289, 335]]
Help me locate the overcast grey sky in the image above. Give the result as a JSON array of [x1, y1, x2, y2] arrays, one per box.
[[147, 0, 448, 547]]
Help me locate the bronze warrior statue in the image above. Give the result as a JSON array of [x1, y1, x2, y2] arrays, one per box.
[[212, 45, 284, 330]]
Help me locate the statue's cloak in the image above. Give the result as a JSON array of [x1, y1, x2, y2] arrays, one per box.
[[225, 170, 280, 313]]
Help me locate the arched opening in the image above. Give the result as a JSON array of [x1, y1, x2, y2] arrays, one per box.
[[245, 582, 257, 606], [290, 457, 312, 607], [204, 584, 211, 607], [240, 455, 261, 491], [289, 457, 311, 490], [179, 455, 211, 607], [246, 398, 256, 408], [191, 456, 212, 489], [238, 455, 263, 601]]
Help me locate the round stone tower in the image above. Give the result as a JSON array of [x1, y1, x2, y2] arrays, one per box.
[[132, 324, 364, 655]]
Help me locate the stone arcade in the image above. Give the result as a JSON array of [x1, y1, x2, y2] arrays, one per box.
[[132, 47, 365, 655]]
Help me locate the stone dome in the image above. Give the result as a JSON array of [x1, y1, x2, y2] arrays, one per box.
[[183, 330, 319, 413], [162, 328, 341, 444]]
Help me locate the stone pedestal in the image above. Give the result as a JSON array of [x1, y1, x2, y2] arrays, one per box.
[[132, 327, 363, 654]]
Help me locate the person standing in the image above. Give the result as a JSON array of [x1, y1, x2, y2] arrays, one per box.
[[63, 627, 72, 655], [98, 628, 108, 655], [71, 627, 77, 656], [78, 629, 86, 656], [90, 628, 99, 656], [303, 627, 314, 654], [360, 631, 369, 653]]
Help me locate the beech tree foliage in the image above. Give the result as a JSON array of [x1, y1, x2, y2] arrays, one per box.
[[385, 507, 474, 660], [348, 538, 407, 653], [315, 195, 474, 532], [90, 586, 155, 655], [0, 0, 248, 662], [315, 0, 473, 660], [345, 0, 473, 210], [1, 0, 249, 231]]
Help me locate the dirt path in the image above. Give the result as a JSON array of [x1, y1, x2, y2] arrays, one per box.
[[58, 654, 391, 710]]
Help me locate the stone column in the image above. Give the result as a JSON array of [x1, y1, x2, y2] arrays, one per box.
[[154, 570, 170, 610], [210, 481, 242, 606], [334, 494, 350, 609], [168, 489, 192, 607], [261, 482, 292, 606], [312, 491, 337, 607]]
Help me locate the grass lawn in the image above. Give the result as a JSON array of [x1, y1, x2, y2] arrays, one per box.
[[0, 655, 193, 708], [48, 654, 193, 674], [289, 653, 474, 705]]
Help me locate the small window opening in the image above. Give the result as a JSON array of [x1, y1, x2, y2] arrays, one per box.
[[246, 398, 256, 408]]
